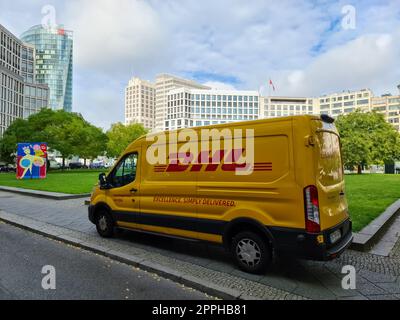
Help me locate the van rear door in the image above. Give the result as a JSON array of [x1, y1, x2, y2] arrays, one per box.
[[312, 119, 349, 230]]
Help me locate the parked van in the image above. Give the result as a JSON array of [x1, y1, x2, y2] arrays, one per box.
[[89, 115, 352, 273]]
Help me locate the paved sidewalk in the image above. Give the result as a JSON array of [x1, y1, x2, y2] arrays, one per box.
[[0, 191, 399, 300]]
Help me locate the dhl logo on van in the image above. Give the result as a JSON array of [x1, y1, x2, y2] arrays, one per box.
[[153, 149, 272, 173]]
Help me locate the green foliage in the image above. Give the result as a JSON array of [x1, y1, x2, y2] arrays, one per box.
[[0, 118, 33, 163], [79, 123, 108, 162], [106, 122, 148, 158], [336, 110, 400, 172]]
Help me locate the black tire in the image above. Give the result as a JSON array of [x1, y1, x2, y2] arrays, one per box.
[[95, 209, 114, 238], [231, 231, 271, 274]]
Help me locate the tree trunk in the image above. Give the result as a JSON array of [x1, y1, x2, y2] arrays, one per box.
[[62, 157, 65, 170], [84, 158, 87, 166], [357, 164, 362, 174]]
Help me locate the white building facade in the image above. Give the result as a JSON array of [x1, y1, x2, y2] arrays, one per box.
[[263, 96, 314, 118], [371, 94, 400, 132], [125, 77, 155, 129], [316, 89, 373, 117], [154, 74, 210, 131], [123, 71, 400, 134], [165, 88, 260, 131]]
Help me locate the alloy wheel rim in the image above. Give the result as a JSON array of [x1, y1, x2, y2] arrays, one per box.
[[236, 238, 261, 267], [98, 216, 107, 231]]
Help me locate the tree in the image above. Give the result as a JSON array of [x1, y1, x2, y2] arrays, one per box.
[[0, 118, 35, 163], [0, 108, 109, 167], [106, 123, 148, 158], [79, 123, 108, 166], [43, 113, 83, 167], [336, 110, 400, 173]]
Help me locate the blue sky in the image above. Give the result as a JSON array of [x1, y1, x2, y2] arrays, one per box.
[[0, 0, 399, 129]]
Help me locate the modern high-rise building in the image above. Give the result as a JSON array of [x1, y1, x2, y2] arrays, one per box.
[[20, 42, 50, 119], [125, 77, 155, 129], [0, 24, 24, 137], [154, 74, 210, 130], [0, 24, 49, 137], [21, 25, 73, 112], [23, 82, 50, 119], [165, 88, 260, 131]]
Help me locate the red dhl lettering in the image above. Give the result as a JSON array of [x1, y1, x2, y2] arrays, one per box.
[[153, 149, 272, 173]]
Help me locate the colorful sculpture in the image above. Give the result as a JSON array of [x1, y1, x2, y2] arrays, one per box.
[[16, 143, 47, 179]]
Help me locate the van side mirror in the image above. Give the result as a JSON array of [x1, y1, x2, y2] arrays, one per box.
[[99, 173, 111, 189]]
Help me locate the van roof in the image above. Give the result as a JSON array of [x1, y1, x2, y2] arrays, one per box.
[[141, 114, 322, 142], [124, 115, 325, 153]]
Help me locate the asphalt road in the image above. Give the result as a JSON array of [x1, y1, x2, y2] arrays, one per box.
[[0, 222, 212, 300]]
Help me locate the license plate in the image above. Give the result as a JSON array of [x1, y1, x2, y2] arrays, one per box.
[[330, 229, 341, 244]]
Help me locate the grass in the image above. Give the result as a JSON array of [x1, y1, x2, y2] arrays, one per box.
[[0, 171, 398, 232], [0, 170, 104, 194], [345, 174, 400, 232]]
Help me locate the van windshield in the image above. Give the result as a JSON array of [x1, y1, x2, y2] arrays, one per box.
[[316, 131, 343, 186]]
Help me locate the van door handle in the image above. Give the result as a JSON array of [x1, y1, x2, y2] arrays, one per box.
[[130, 188, 138, 193]]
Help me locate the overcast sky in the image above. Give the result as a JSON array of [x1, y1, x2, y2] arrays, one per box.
[[1, 0, 399, 130]]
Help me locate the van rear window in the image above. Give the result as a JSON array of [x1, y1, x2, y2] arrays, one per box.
[[316, 132, 343, 186]]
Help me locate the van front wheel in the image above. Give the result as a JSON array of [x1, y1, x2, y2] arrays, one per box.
[[95, 210, 114, 238], [231, 231, 270, 274]]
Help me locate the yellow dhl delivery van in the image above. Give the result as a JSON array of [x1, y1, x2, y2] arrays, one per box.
[[88, 114, 352, 274]]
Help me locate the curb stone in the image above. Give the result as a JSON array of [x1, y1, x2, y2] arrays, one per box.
[[350, 199, 400, 252], [0, 186, 90, 200]]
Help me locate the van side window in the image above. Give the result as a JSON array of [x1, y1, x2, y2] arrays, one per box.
[[111, 153, 138, 188]]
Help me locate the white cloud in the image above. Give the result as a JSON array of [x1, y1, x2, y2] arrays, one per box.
[[275, 31, 400, 97], [65, 0, 168, 76], [51, 0, 400, 125], [1, 0, 399, 129]]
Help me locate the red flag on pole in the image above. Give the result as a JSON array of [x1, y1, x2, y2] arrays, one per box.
[[269, 79, 275, 91]]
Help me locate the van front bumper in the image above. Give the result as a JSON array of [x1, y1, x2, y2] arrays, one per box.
[[269, 219, 353, 261]]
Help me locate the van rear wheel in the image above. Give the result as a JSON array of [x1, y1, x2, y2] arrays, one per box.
[[231, 231, 270, 274], [95, 210, 114, 238]]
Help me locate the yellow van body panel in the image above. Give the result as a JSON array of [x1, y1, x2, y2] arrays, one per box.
[[90, 115, 352, 260], [311, 120, 349, 229]]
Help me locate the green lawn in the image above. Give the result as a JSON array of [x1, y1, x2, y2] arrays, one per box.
[[345, 174, 400, 232], [0, 170, 104, 194], [0, 171, 398, 232]]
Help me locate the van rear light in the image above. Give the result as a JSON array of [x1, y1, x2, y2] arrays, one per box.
[[304, 185, 321, 233]]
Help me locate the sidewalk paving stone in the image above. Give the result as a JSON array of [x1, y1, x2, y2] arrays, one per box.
[[374, 281, 400, 294], [355, 282, 388, 296], [366, 294, 399, 300]]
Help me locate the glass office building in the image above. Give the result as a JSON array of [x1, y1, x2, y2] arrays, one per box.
[[21, 25, 73, 112]]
